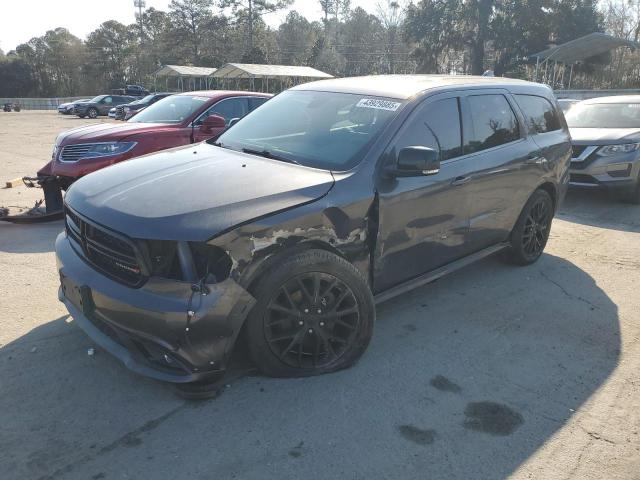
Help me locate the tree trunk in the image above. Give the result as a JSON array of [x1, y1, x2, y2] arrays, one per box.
[[469, 0, 492, 75]]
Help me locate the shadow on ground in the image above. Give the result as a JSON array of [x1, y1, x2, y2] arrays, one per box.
[[0, 222, 62, 254], [559, 188, 640, 233], [0, 252, 620, 480]]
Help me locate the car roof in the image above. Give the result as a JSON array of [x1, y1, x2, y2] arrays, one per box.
[[175, 90, 272, 99], [582, 95, 640, 104], [292, 74, 547, 100]]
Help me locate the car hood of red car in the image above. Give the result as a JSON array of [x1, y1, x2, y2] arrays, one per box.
[[56, 122, 176, 145]]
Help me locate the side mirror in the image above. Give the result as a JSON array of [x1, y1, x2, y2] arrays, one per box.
[[228, 117, 240, 127], [387, 146, 440, 177], [200, 114, 227, 133]]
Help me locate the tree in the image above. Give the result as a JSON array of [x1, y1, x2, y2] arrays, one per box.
[[85, 21, 135, 91], [277, 11, 320, 65], [376, 1, 406, 73], [340, 7, 385, 76], [220, 0, 293, 56], [169, 0, 214, 63], [404, 0, 464, 73]]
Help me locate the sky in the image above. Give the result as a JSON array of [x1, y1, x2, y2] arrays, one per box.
[[0, 0, 376, 53]]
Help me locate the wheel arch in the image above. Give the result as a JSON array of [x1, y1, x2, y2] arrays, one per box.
[[536, 181, 558, 210], [240, 240, 349, 293]]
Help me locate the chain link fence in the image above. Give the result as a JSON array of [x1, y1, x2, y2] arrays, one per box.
[[0, 97, 88, 110]]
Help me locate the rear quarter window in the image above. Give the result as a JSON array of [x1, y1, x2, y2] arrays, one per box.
[[515, 94, 562, 134]]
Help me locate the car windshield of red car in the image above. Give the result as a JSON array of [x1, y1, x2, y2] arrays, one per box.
[[128, 95, 209, 124]]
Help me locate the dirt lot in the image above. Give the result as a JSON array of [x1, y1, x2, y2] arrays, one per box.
[[1, 111, 639, 480]]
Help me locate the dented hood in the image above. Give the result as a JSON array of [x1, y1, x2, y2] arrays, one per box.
[[65, 143, 334, 241]]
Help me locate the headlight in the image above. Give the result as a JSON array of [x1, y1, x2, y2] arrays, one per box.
[[52, 145, 58, 160], [598, 143, 640, 156], [124, 107, 130, 112], [88, 142, 137, 157]]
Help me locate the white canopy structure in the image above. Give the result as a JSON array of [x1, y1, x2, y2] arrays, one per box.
[[212, 63, 333, 92], [153, 65, 218, 91]]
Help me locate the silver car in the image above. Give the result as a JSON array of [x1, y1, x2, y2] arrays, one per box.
[[566, 95, 640, 203]]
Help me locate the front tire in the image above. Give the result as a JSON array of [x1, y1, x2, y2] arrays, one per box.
[[87, 108, 98, 119], [620, 179, 640, 204], [244, 249, 375, 377], [506, 189, 554, 265]]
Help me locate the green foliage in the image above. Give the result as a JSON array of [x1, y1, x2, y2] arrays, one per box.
[[0, 0, 624, 97]]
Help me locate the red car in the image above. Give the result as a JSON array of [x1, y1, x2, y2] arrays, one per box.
[[30, 91, 271, 216]]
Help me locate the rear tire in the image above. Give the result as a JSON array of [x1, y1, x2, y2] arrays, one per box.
[[506, 189, 554, 266], [244, 249, 375, 378], [87, 108, 98, 119]]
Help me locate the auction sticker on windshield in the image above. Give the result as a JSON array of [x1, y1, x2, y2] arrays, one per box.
[[356, 98, 402, 111]]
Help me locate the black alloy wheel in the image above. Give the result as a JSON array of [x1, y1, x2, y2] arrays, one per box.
[[522, 197, 551, 258], [244, 249, 375, 377], [263, 272, 360, 369], [507, 189, 554, 265]]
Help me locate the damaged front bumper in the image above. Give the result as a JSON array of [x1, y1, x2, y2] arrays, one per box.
[[55, 232, 255, 383]]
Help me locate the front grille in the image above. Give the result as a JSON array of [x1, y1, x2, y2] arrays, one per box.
[[65, 207, 145, 287], [571, 145, 588, 158], [59, 144, 93, 162], [115, 106, 125, 118]]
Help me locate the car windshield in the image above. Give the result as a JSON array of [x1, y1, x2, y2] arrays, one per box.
[[88, 95, 105, 103], [213, 90, 404, 170], [128, 95, 209, 124], [130, 94, 155, 105], [565, 102, 640, 128]]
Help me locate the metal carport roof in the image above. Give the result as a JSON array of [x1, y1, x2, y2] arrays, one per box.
[[153, 65, 218, 77], [532, 32, 640, 64], [212, 63, 333, 79]]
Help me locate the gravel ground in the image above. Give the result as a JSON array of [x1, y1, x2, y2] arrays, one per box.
[[1, 111, 639, 480]]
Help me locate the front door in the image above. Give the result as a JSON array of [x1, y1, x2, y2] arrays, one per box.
[[192, 97, 249, 143], [374, 94, 476, 293]]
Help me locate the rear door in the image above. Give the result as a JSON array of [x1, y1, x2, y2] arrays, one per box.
[[461, 90, 539, 250], [374, 93, 476, 293], [513, 93, 570, 184]]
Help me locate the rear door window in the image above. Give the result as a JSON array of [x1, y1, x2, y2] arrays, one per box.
[[515, 94, 562, 134], [393, 97, 463, 161], [466, 94, 520, 154]]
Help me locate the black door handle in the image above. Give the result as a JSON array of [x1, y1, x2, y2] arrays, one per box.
[[451, 176, 472, 186]]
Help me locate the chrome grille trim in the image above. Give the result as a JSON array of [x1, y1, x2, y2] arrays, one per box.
[[59, 144, 94, 162]]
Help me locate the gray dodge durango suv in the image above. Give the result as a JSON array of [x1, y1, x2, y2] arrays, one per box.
[[56, 75, 571, 384], [566, 95, 640, 203]]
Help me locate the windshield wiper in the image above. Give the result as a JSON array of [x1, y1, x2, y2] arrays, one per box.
[[241, 147, 301, 165]]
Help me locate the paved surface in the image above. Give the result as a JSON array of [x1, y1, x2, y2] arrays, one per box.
[[1, 112, 639, 480]]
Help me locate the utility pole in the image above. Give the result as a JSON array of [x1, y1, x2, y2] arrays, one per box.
[[134, 0, 146, 41], [133, 0, 146, 84]]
